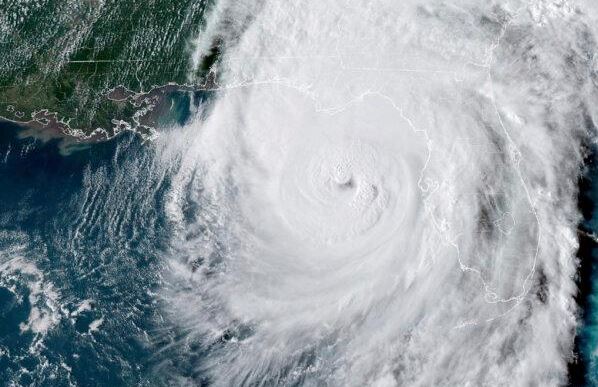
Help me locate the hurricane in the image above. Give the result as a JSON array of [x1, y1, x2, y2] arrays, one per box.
[[2, 0, 598, 385], [139, 0, 598, 385]]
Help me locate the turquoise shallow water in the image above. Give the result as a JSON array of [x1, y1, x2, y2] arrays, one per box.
[[575, 148, 598, 386]]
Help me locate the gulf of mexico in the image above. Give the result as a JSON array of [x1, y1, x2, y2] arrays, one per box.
[[0, 120, 172, 386]]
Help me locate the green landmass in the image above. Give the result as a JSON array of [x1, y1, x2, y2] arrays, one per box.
[[0, 0, 217, 137]]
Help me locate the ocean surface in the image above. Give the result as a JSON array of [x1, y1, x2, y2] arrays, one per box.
[[576, 142, 598, 386], [1, 113, 598, 386], [3, 2, 598, 386], [0, 119, 173, 386]]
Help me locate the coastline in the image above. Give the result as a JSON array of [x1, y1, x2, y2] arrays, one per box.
[[0, 82, 214, 154]]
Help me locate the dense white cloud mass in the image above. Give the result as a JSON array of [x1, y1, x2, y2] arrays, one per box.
[[160, 0, 598, 385]]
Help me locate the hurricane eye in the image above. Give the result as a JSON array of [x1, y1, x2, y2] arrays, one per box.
[[336, 177, 354, 189]]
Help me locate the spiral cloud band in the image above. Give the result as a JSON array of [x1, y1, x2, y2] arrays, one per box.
[[160, 0, 598, 385]]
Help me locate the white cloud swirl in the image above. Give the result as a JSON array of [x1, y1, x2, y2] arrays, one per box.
[[160, 0, 598, 385]]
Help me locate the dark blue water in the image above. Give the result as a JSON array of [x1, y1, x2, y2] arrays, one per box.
[[570, 142, 598, 387], [2, 107, 598, 385], [0, 121, 176, 386]]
